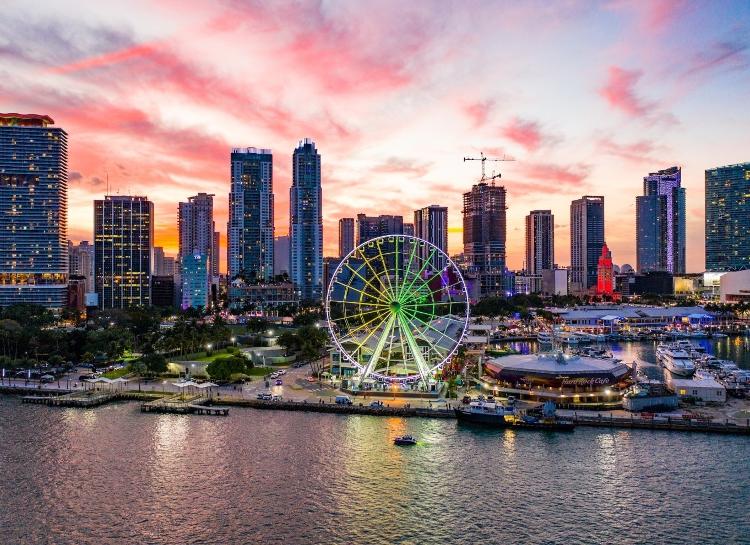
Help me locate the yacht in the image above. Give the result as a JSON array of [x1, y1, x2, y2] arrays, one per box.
[[658, 346, 696, 377], [537, 331, 553, 345], [454, 401, 515, 427], [557, 332, 580, 345]]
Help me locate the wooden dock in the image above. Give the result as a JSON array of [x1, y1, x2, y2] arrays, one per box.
[[22, 390, 118, 408], [141, 394, 228, 416]]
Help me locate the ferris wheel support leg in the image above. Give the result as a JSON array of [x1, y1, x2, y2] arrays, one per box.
[[358, 314, 397, 386], [398, 314, 430, 386]]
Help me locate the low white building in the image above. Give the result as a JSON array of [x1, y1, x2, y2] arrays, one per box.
[[669, 375, 726, 403], [719, 269, 750, 303]]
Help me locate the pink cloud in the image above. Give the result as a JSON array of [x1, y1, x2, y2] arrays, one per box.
[[597, 136, 661, 164], [599, 66, 654, 117], [371, 157, 432, 178], [684, 40, 748, 77], [519, 162, 590, 186], [463, 100, 495, 128], [502, 117, 544, 152]]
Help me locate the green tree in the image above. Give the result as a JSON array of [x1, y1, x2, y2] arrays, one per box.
[[141, 353, 167, 375]]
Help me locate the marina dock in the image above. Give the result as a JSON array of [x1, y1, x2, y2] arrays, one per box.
[[141, 393, 229, 416]]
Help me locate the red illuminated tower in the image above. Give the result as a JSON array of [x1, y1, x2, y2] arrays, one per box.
[[597, 243, 614, 296]]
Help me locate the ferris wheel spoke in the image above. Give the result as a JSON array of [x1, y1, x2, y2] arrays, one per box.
[[358, 313, 397, 383], [397, 313, 430, 383], [341, 262, 393, 303], [401, 277, 466, 309], [401, 271, 464, 305], [328, 298, 389, 308], [352, 244, 400, 301], [375, 239, 397, 301], [336, 308, 390, 340], [395, 239, 418, 300], [408, 309, 464, 348], [398, 247, 437, 303]]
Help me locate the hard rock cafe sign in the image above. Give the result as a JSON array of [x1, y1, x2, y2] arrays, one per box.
[[556, 375, 611, 386]]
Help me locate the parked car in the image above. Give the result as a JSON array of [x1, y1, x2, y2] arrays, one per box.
[[271, 395, 283, 402], [369, 400, 384, 409], [257, 392, 272, 401], [40, 374, 55, 383], [275, 379, 283, 386], [335, 395, 353, 406]]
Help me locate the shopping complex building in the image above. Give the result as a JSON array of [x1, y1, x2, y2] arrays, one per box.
[[549, 305, 715, 333]]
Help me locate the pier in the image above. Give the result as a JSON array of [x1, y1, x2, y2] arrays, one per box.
[[141, 394, 229, 416]]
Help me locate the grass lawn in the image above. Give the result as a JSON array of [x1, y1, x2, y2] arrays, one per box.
[[102, 366, 131, 379], [193, 349, 235, 362]]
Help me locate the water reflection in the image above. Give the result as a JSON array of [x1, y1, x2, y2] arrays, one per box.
[[1, 400, 749, 545]]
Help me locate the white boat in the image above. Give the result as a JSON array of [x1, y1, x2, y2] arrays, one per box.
[[658, 346, 696, 377], [557, 332, 579, 345], [537, 331, 553, 344], [688, 330, 708, 338]]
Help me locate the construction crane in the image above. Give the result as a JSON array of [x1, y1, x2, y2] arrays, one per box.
[[463, 152, 515, 184]]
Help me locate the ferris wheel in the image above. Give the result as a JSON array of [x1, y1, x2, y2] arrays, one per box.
[[325, 235, 469, 384]]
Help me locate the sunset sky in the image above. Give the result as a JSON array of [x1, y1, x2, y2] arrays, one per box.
[[1, 0, 748, 273]]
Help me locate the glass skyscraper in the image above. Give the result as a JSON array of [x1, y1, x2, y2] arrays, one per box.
[[525, 209, 554, 275], [636, 166, 685, 274], [289, 138, 323, 302], [228, 147, 274, 284], [705, 162, 750, 271], [178, 192, 215, 305], [181, 251, 209, 309], [0, 113, 68, 309], [94, 195, 154, 308], [570, 196, 604, 294], [414, 205, 448, 268]]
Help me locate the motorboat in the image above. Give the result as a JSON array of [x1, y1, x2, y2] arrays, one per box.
[[394, 435, 417, 446], [454, 401, 515, 427]]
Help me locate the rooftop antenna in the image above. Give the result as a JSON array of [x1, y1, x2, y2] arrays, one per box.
[[106, 171, 109, 196], [463, 152, 515, 185]]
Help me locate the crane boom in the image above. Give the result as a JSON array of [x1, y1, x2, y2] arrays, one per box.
[[463, 152, 514, 183]]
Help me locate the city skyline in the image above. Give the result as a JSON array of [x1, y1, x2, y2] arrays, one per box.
[[1, 1, 749, 272]]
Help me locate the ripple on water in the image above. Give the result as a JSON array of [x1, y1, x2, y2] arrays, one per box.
[[0, 396, 749, 545]]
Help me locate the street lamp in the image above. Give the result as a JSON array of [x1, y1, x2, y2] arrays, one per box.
[[231, 337, 237, 345]]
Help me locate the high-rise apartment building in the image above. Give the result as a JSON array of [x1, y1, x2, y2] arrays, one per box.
[[705, 163, 750, 271], [162, 256, 176, 277], [179, 193, 215, 270], [636, 166, 686, 274], [69, 240, 95, 293], [94, 195, 153, 308], [524, 210, 554, 275], [414, 205, 448, 268], [338, 218, 355, 257], [228, 147, 274, 283], [181, 251, 209, 309], [462, 182, 506, 295], [274, 235, 290, 276], [289, 139, 323, 301], [212, 230, 220, 280], [570, 196, 604, 294], [178, 192, 215, 304], [356, 214, 404, 244], [0, 113, 68, 309], [153, 246, 166, 276]]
